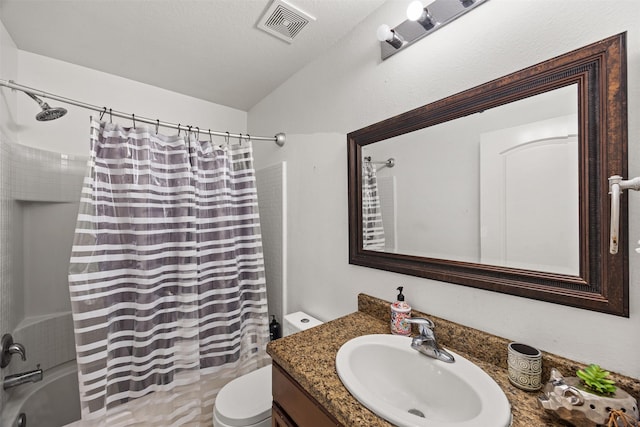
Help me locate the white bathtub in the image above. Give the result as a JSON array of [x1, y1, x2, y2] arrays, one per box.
[[1, 360, 81, 427]]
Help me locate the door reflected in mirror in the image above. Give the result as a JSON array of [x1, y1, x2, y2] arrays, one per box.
[[362, 85, 579, 276]]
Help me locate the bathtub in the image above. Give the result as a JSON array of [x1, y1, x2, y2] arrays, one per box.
[[1, 360, 81, 427]]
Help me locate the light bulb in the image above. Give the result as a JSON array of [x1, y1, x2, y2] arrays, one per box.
[[407, 0, 437, 21], [376, 24, 393, 42], [376, 24, 404, 49], [407, 1, 425, 21]]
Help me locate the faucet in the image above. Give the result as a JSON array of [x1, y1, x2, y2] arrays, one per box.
[[1, 333, 26, 368], [3, 366, 43, 390], [406, 317, 455, 363]]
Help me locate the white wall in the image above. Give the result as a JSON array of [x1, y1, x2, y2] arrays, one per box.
[[16, 51, 247, 155], [249, 0, 640, 378]]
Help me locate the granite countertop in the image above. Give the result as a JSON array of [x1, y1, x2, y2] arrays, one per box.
[[267, 294, 640, 427]]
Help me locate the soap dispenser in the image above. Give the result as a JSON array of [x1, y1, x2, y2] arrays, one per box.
[[269, 315, 282, 341], [390, 286, 411, 336]]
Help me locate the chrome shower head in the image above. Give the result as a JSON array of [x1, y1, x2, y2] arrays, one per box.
[[23, 91, 67, 121]]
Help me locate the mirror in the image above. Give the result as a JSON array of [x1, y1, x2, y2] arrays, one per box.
[[362, 85, 579, 275], [348, 33, 628, 316]]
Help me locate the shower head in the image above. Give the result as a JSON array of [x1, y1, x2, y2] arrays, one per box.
[[23, 91, 67, 121]]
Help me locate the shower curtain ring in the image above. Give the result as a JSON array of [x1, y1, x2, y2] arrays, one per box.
[[109, 108, 112, 123], [225, 132, 230, 146], [155, 119, 159, 134], [99, 107, 106, 120], [195, 127, 200, 141], [208, 129, 212, 144], [132, 114, 136, 129], [178, 124, 181, 136]]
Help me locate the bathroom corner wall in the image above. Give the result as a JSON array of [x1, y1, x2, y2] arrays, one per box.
[[249, 0, 640, 379]]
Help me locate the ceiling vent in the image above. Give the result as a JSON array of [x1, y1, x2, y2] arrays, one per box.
[[257, 0, 316, 43]]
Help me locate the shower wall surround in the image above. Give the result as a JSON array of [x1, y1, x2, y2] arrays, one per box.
[[0, 16, 20, 414], [0, 138, 85, 393]]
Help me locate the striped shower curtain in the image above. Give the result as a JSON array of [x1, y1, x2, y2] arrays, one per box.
[[362, 160, 386, 250], [68, 120, 270, 426]]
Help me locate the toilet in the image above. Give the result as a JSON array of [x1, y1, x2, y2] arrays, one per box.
[[212, 312, 322, 427]]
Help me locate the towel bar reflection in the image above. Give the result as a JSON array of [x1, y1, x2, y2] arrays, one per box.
[[608, 175, 640, 254]]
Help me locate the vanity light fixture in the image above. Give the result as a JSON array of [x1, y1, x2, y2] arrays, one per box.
[[378, 0, 489, 60]]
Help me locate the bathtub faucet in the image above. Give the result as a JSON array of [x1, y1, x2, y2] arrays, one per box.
[[3, 366, 43, 390]]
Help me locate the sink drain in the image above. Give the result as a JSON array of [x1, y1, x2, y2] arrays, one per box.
[[408, 408, 425, 418]]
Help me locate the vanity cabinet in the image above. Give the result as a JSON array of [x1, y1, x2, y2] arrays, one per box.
[[272, 363, 342, 427]]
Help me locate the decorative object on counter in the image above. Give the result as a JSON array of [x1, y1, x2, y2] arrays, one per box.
[[269, 315, 282, 341], [538, 368, 639, 427], [577, 364, 617, 396], [390, 286, 411, 336], [507, 342, 542, 391]]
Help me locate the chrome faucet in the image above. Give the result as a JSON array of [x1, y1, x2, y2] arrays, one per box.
[[3, 366, 43, 390], [406, 317, 455, 363]]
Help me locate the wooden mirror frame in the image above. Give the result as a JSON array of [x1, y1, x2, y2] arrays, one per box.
[[348, 33, 628, 316]]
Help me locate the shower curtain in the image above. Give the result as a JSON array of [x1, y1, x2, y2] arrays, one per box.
[[362, 160, 386, 250], [68, 119, 270, 426]]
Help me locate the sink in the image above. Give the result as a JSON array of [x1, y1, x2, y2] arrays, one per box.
[[336, 334, 512, 427]]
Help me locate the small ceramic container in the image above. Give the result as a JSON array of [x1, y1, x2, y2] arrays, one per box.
[[508, 342, 542, 391]]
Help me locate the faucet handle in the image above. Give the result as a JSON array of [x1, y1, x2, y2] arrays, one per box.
[[1, 334, 26, 368], [8, 343, 26, 361], [405, 317, 435, 336]]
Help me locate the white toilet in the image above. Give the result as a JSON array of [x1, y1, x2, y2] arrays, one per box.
[[212, 312, 322, 427]]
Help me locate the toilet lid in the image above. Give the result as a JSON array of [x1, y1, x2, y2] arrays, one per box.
[[214, 365, 272, 427]]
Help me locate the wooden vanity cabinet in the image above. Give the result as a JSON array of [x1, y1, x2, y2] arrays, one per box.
[[272, 362, 342, 427]]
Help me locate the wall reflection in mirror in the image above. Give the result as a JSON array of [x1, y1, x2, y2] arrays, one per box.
[[362, 85, 579, 276]]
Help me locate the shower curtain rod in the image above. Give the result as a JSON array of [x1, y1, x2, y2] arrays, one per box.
[[364, 156, 395, 168], [0, 79, 286, 147]]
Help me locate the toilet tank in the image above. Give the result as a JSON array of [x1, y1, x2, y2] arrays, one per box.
[[283, 311, 322, 337]]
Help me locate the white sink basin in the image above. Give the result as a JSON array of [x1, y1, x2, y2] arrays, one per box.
[[336, 334, 512, 427]]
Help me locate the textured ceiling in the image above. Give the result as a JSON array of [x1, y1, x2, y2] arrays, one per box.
[[0, 0, 386, 111]]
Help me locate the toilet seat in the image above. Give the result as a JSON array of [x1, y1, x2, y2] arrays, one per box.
[[213, 365, 272, 427]]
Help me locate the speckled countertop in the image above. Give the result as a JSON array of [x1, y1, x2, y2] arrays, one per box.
[[267, 294, 640, 427]]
